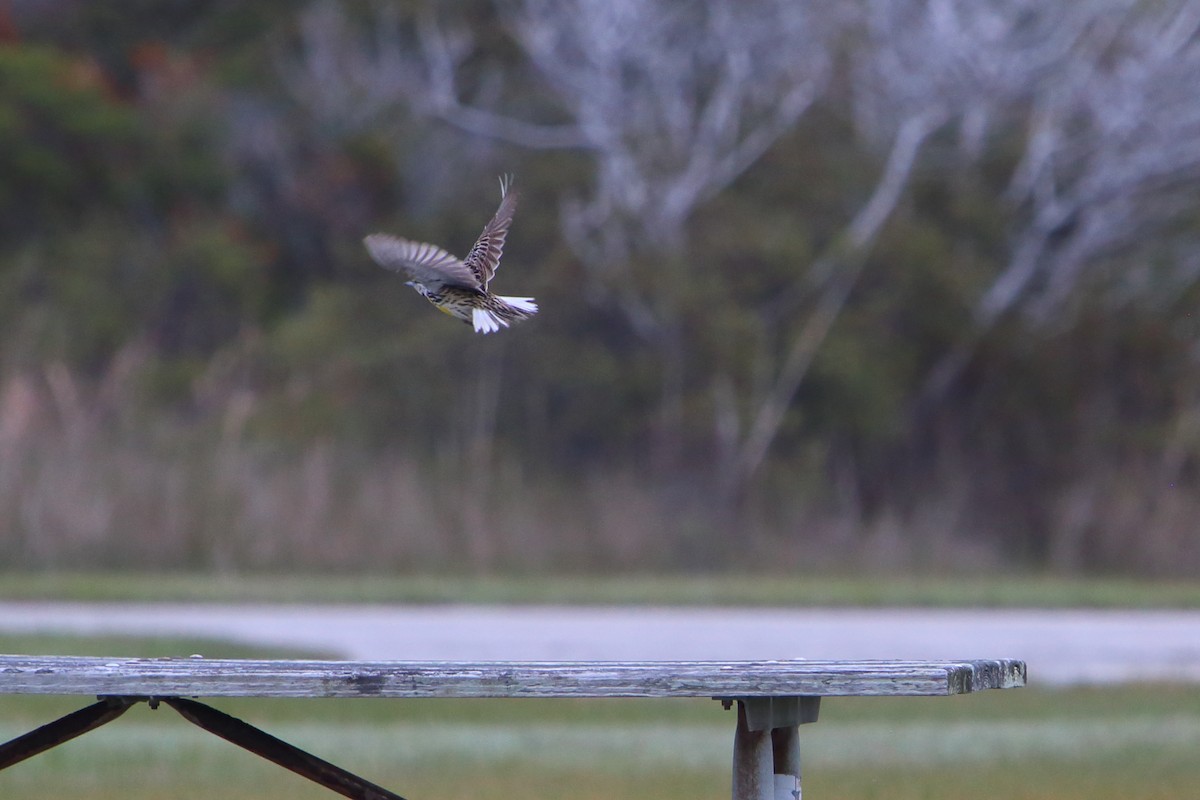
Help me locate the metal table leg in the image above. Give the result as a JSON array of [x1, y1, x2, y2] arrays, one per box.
[[0, 696, 407, 800], [0, 696, 137, 771], [725, 697, 819, 800]]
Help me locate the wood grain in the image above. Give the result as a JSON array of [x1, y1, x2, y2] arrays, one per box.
[[0, 656, 1025, 698]]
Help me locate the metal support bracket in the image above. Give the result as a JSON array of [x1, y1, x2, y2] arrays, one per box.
[[724, 696, 821, 732], [0, 696, 407, 800]]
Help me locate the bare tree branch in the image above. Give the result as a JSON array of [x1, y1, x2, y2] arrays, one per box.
[[497, 0, 831, 266], [731, 110, 943, 489], [924, 0, 1200, 400], [411, 11, 594, 150], [280, 0, 1200, 498], [907, 1, 1200, 412]]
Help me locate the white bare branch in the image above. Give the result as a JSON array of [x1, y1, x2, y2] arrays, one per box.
[[731, 0, 1184, 486], [499, 0, 831, 266], [732, 110, 943, 489], [977, 0, 1200, 324], [278, 0, 1200, 493]]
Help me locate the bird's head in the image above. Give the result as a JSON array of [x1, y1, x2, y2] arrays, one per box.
[[405, 281, 429, 297]]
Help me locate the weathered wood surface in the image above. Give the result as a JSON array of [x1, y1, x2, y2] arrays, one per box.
[[0, 656, 1024, 699]]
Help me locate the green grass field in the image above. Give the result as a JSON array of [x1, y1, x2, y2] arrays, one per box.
[[2, 571, 1200, 607], [2, 634, 1199, 799]]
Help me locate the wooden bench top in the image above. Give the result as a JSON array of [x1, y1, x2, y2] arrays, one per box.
[[0, 656, 1024, 698]]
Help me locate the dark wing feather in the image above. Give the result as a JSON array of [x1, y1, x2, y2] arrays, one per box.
[[363, 234, 480, 290], [463, 178, 518, 288]]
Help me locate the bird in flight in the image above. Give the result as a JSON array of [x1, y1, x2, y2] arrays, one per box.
[[364, 175, 538, 334]]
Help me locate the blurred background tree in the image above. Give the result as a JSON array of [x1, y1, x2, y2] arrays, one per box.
[[2, 0, 1199, 576]]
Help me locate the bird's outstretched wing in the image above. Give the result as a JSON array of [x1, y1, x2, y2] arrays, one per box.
[[463, 175, 518, 288], [363, 234, 480, 290]]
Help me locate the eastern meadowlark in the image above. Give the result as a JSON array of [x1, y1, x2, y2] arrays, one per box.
[[364, 175, 538, 334]]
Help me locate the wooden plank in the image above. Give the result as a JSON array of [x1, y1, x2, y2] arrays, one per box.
[[0, 657, 1024, 699]]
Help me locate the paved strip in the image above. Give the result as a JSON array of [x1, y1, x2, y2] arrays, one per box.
[[1, 603, 1198, 685]]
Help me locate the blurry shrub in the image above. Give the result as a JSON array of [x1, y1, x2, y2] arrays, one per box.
[[0, 46, 137, 238]]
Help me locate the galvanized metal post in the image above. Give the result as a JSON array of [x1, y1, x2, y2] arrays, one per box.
[[771, 725, 801, 800], [732, 701, 773, 800]]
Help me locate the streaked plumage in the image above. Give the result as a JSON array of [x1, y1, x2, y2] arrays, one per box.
[[364, 175, 538, 333]]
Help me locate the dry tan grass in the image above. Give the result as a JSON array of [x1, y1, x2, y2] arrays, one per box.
[[2, 361, 1198, 575]]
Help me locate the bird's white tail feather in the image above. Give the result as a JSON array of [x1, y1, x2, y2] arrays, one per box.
[[471, 296, 538, 334], [472, 307, 504, 334], [497, 295, 538, 313]]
